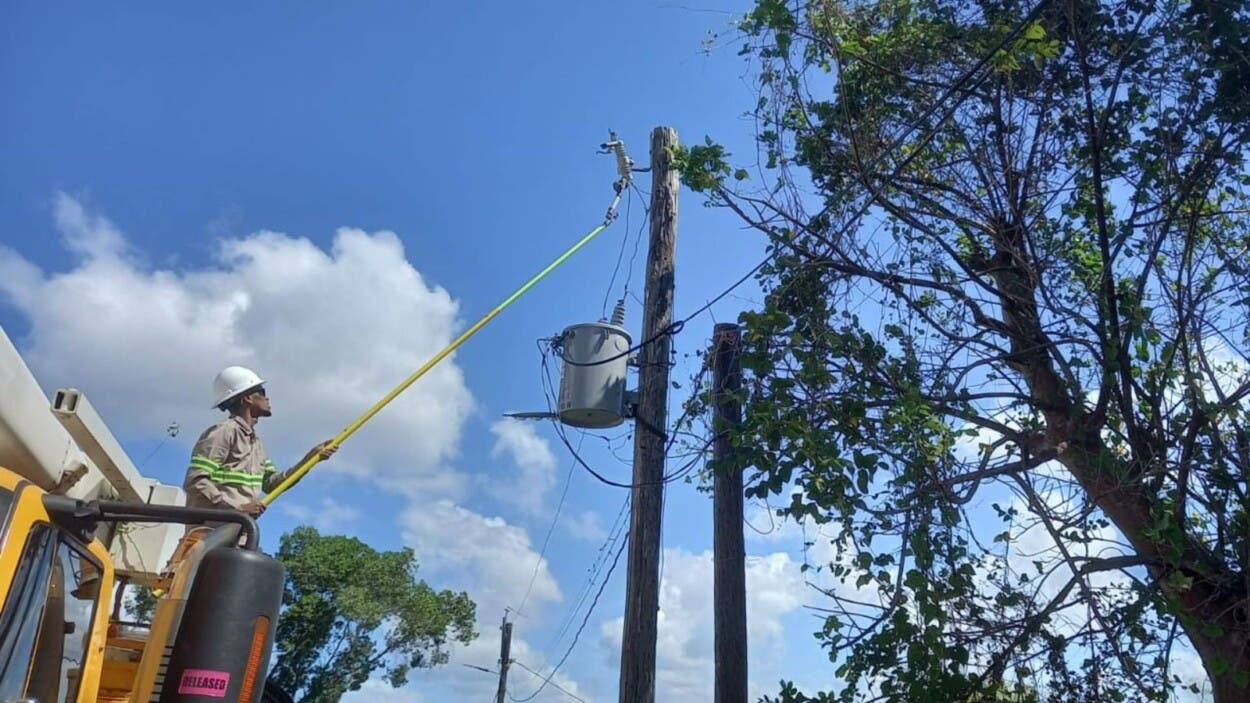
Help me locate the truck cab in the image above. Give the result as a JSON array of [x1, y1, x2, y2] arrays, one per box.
[[0, 326, 287, 703], [0, 469, 113, 703]]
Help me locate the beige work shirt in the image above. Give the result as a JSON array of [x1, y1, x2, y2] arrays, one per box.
[[183, 416, 295, 511]]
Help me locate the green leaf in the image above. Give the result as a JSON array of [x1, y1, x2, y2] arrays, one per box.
[[270, 526, 478, 700], [720, 0, 1250, 699]]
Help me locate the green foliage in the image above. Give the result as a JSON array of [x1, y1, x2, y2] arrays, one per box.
[[991, 21, 1060, 72], [696, 0, 1250, 700], [670, 137, 742, 193], [126, 585, 157, 622], [269, 526, 476, 703]]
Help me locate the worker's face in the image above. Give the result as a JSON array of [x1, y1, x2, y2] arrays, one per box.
[[244, 386, 272, 417]]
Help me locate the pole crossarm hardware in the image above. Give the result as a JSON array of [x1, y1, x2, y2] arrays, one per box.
[[600, 131, 634, 222], [262, 137, 633, 507]]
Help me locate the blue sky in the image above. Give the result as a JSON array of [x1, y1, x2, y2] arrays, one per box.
[[1, 4, 1218, 702], [0, 2, 845, 701]]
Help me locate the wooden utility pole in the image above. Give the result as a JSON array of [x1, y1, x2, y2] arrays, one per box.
[[712, 323, 747, 703], [495, 616, 513, 703], [618, 126, 679, 703]]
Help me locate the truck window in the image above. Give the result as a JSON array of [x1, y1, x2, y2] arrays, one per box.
[[0, 524, 56, 701], [0, 487, 14, 540], [0, 525, 102, 703], [50, 539, 101, 703]]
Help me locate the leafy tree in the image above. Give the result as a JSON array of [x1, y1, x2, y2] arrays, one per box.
[[683, 0, 1249, 701], [127, 583, 157, 622], [124, 527, 474, 702], [269, 526, 476, 702]]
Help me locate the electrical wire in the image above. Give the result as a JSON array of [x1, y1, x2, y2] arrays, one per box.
[[744, 498, 780, 536], [136, 421, 180, 470], [510, 660, 588, 703], [552, 257, 763, 371], [517, 431, 583, 617], [539, 343, 712, 488], [703, 0, 1056, 311], [263, 143, 633, 508], [508, 533, 629, 703], [601, 186, 634, 319], [621, 182, 650, 301], [553, 422, 710, 489], [553, 0, 1056, 382], [542, 333, 713, 489], [547, 496, 630, 652], [510, 6, 1056, 697]]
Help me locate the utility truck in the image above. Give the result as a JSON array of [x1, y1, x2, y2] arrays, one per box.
[[0, 325, 290, 703]]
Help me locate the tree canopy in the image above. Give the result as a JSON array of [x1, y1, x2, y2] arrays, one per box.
[[268, 526, 476, 703], [681, 0, 1250, 700]]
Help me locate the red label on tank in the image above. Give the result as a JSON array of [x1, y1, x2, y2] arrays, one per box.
[[178, 668, 231, 697]]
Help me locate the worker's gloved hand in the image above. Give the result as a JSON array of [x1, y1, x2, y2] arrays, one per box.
[[312, 440, 338, 461], [240, 501, 266, 517]]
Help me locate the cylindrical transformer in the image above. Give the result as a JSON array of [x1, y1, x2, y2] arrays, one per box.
[[558, 321, 632, 428], [160, 547, 284, 703]]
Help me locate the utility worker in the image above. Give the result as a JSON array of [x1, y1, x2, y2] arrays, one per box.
[[184, 366, 337, 518]]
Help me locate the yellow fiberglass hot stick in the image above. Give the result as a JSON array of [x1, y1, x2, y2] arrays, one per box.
[[263, 140, 634, 507], [263, 220, 612, 506]]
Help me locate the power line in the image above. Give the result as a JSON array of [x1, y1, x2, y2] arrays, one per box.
[[508, 533, 629, 703], [621, 182, 650, 300], [601, 186, 635, 319], [698, 0, 1056, 313], [555, 0, 1060, 380], [136, 420, 180, 470], [514, 7, 1057, 675], [549, 415, 711, 489], [511, 4, 1055, 697], [509, 660, 588, 703], [517, 432, 584, 617], [538, 344, 711, 489], [552, 501, 629, 640], [547, 496, 630, 652], [551, 259, 759, 373]]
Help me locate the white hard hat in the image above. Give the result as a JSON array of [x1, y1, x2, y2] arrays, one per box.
[[211, 366, 265, 409]]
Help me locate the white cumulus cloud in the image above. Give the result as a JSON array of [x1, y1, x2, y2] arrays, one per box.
[[413, 625, 595, 703], [400, 499, 562, 620], [488, 418, 558, 515], [600, 547, 806, 701], [563, 509, 608, 544], [0, 193, 473, 498], [397, 499, 597, 701], [278, 497, 363, 533], [52, 191, 128, 259], [0, 193, 604, 702]]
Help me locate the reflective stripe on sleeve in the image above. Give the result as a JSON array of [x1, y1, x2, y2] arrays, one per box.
[[190, 455, 265, 487]]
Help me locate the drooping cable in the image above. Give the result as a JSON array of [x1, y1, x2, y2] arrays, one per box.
[[508, 533, 629, 703], [510, 660, 588, 703], [516, 431, 583, 617]]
